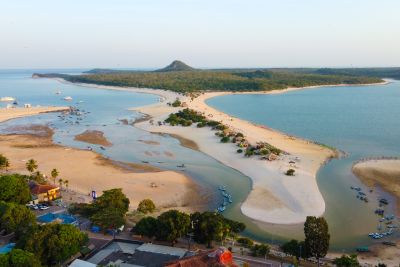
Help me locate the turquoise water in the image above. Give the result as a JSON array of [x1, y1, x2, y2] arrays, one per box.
[[207, 81, 400, 249]]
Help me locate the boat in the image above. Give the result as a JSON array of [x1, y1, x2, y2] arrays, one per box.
[[13, 100, 18, 105], [217, 205, 226, 213], [0, 96, 15, 102], [218, 186, 226, 191], [177, 164, 185, 168], [100, 146, 106, 150], [380, 198, 389, 205], [55, 90, 61, 95], [63, 96, 73, 101], [356, 247, 370, 252]]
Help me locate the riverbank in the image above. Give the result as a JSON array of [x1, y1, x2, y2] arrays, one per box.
[[353, 158, 400, 212], [0, 125, 207, 213], [53, 78, 386, 224], [0, 106, 70, 123]]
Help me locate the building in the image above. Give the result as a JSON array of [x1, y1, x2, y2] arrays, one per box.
[[29, 182, 60, 202], [165, 247, 239, 267], [82, 240, 188, 267]]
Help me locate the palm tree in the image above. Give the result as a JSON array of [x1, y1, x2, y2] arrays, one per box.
[[26, 159, 38, 174], [64, 179, 69, 191], [58, 178, 63, 190], [51, 169, 59, 185]]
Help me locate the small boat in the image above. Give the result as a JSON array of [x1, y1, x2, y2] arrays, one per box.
[[100, 146, 106, 150], [13, 100, 18, 105], [218, 186, 226, 191], [177, 164, 185, 168], [217, 205, 226, 213], [380, 198, 389, 205], [55, 90, 61, 95], [356, 247, 370, 252], [63, 96, 73, 101], [0, 96, 15, 102]]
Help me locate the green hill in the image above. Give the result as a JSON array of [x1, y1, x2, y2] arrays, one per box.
[[155, 60, 196, 72]]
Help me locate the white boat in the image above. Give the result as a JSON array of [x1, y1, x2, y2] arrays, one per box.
[[0, 96, 15, 102], [63, 96, 73, 101], [56, 90, 61, 95]]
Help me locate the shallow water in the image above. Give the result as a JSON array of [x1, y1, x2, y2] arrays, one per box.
[[2, 70, 399, 250], [207, 81, 400, 250]]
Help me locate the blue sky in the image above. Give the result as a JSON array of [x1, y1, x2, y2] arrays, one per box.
[[1, 0, 399, 68]]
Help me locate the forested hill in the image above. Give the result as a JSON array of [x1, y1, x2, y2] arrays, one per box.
[[32, 66, 387, 93]]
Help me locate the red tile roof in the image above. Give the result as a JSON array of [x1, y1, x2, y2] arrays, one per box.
[[30, 184, 59, 195]]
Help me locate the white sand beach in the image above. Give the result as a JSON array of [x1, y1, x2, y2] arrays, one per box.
[[54, 80, 387, 224], [132, 90, 336, 224]]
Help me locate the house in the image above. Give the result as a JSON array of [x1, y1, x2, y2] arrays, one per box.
[[29, 182, 60, 202], [165, 247, 239, 267]]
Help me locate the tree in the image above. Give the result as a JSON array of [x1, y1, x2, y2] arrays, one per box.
[[91, 208, 125, 231], [0, 249, 41, 267], [25, 159, 38, 174], [237, 237, 254, 248], [137, 199, 156, 214], [304, 216, 330, 267], [250, 244, 270, 257], [58, 178, 63, 190], [135, 216, 158, 238], [195, 212, 225, 248], [64, 179, 69, 191], [0, 201, 36, 238], [156, 210, 190, 245], [281, 239, 306, 258], [50, 169, 59, 185], [17, 223, 88, 266], [286, 169, 295, 176], [0, 154, 10, 171], [333, 254, 360, 267], [93, 188, 129, 215], [0, 174, 31, 204]]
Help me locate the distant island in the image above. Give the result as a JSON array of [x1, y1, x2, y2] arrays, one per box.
[[32, 60, 399, 93]]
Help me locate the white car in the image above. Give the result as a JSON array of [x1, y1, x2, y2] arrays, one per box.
[[38, 204, 49, 210]]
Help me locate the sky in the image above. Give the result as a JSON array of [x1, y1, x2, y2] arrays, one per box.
[[0, 0, 399, 69]]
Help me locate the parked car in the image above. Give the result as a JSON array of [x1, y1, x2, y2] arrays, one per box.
[[26, 204, 39, 210], [38, 204, 49, 210]]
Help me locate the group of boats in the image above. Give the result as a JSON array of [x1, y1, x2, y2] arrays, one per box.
[[217, 186, 233, 213], [57, 106, 88, 126], [350, 185, 398, 241]]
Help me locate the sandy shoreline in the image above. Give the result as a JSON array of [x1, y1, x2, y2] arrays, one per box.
[[0, 106, 70, 123], [50, 78, 388, 224], [353, 159, 400, 211], [0, 129, 207, 212]]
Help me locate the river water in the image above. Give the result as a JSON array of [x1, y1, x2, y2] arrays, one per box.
[[1, 70, 398, 250]]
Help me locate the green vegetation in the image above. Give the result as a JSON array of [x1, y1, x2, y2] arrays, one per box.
[[250, 243, 270, 257], [25, 159, 38, 174], [285, 169, 295, 176], [134, 210, 246, 248], [304, 216, 330, 267], [69, 188, 129, 230], [333, 254, 360, 267], [171, 98, 182, 107], [156, 210, 190, 245], [0, 249, 41, 267], [0, 201, 36, 238], [0, 174, 31, 204], [137, 199, 156, 214], [17, 223, 88, 266], [34, 65, 384, 94], [0, 154, 10, 171], [281, 239, 307, 259], [134, 216, 158, 238], [237, 237, 254, 248], [50, 168, 59, 185]]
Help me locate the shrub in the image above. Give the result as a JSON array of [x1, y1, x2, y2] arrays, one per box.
[[250, 243, 270, 257], [237, 237, 254, 248], [137, 199, 156, 214], [220, 136, 230, 143], [237, 149, 243, 153], [286, 169, 295, 176], [171, 99, 181, 107]]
